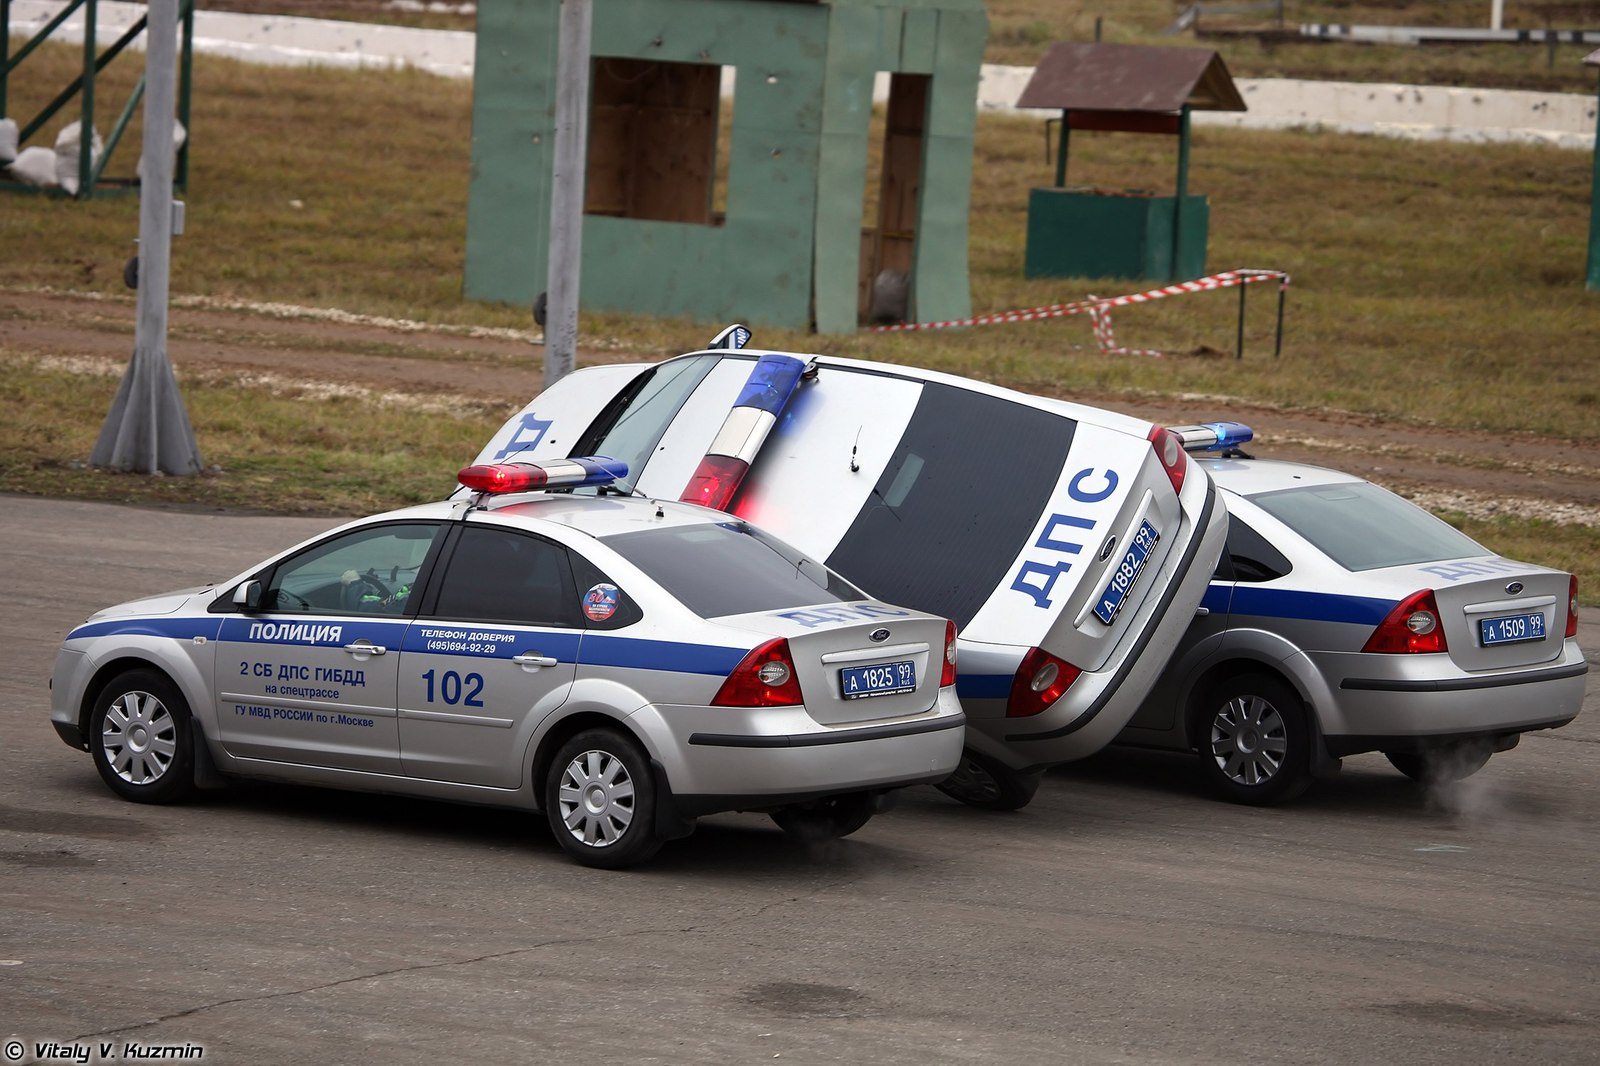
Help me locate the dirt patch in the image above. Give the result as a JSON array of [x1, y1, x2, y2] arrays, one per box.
[[5, 288, 1596, 521]]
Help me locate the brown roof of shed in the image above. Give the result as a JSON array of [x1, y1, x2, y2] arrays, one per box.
[[1016, 42, 1247, 113]]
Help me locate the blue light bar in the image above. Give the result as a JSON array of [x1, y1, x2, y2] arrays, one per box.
[[733, 354, 807, 415], [1168, 422, 1255, 452]]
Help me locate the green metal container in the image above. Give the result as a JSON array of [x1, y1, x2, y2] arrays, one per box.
[[1023, 188, 1209, 282]]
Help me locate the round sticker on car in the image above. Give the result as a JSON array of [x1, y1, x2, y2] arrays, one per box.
[[583, 583, 621, 622]]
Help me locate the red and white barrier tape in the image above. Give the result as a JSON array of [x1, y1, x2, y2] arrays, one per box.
[[870, 268, 1290, 358]]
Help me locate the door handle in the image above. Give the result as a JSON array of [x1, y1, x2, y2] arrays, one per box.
[[343, 642, 388, 656], [513, 653, 559, 668]]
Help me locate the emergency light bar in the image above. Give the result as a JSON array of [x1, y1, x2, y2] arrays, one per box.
[[1167, 422, 1254, 453], [458, 456, 628, 495], [680, 354, 807, 512]]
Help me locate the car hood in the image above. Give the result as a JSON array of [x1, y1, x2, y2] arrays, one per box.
[[85, 587, 211, 622]]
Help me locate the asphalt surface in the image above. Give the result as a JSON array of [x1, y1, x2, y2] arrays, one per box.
[[2, 494, 1596, 1065]]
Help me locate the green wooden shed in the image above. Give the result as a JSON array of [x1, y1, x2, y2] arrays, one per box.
[[463, 0, 986, 333]]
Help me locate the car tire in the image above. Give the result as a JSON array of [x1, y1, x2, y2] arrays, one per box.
[[1195, 673, 1312, 806], [90, 669, 196, 805], [544, 728, 663, 869], [1385, 744, 1492, 785], [934, 748, 1043, 811], [770, 792, 876, 841]]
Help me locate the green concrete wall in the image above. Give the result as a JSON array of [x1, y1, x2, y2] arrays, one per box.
[[465, 0, 984, 331]]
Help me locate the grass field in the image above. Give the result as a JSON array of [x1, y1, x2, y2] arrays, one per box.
[[3, 36, 1598, 595]]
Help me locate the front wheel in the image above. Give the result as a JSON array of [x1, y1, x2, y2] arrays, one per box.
[[1386, 744, 1492, 785], [544, 728, 663, 869], [770, 792, 876, 841], [935, 748, 1042, 811], [90, 669, 195, 804], [1195, 674, 1312, 806]]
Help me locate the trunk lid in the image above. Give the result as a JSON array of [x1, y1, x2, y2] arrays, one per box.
[[713, 604, 950, 725], [1398, 560, 1571, 670]]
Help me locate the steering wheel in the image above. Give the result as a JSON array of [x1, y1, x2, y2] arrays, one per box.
[[273, 589, 312, 611], [341, 570, 393, 612]]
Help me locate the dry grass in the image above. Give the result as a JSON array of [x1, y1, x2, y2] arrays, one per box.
[[3, 37, 1598, 592]]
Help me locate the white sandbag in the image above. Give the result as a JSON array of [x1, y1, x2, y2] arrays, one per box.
[[0, 118, 17, 166], [6, 146, 59, 188], [54, 120, 104, 196], [137, 120, 188, 180]]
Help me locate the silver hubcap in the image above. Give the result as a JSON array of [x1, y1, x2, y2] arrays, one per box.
[[557, 749, 635, 848], [102, 690, 178, 785], [1210, 694, 1288, 787]]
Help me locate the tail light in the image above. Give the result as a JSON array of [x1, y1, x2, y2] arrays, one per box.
[[941, 620, 958, 687], [1007, 646, 1081, 717], [1362, 590, 1448, 654], [1567, 576, 1580, 639], [1147, 424, 1188, 497], [712, 638, 804, 707]]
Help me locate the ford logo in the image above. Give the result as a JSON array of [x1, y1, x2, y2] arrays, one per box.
[[1098, 535, 1119, 562], [869, 628, 891, 643], [1505, 581, 1524, 595]]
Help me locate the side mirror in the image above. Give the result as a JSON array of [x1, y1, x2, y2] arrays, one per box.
[[233, 580, 263, 612]]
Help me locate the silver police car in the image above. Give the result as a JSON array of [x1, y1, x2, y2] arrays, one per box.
[[1120, 426, 1586, 803], [49, 457, 965, 867], [470, 330, 1228, 811]]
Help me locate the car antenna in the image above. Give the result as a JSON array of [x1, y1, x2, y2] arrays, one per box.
[[850, 427, 861, 472]]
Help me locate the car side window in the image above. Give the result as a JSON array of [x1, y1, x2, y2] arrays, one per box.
[[572, 354, 719, 480], [431, 526, 581, 628], [263, 523, 440, 615], [1224, 516, 1293, 583]]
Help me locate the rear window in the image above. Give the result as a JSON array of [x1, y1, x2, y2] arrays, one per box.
[[824, 382, 1076, 627], [602, 521, 864, 618], [1250, 482, 1485, 572], [574, 355, 719, 480]]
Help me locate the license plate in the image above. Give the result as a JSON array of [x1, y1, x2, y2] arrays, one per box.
[[840, 660, 916, 699], [1093, 520, 1160, 625], [1480, 611, 1546, 646]]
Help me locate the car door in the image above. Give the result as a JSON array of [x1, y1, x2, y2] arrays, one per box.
[[396, 523, 582, 787], [214, 521, 443, 773]]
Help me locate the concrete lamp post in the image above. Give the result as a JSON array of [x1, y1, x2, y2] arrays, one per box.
[[90, 0, 203, 475]]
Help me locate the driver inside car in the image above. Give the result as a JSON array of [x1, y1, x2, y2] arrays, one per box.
[[340, 568, 412, 613]]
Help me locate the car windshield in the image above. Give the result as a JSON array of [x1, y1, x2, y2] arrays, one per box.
[[1249, 481, 1486, 572], [602, 521, 864, 618]]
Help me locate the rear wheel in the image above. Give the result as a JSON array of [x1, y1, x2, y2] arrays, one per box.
[[544, 728, 663, 869], [1196, 674, 1312, 806], [1386, 743, 1492, 785], [935, 748, 1042, 811], [771, 793, 876, 841], [90, 669, 195, 804]]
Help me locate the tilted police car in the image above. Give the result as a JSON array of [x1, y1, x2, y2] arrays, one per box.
[[1119, 425, 1587, 803], [469, 328, 1229, 810], [50, 458, 966, 868]]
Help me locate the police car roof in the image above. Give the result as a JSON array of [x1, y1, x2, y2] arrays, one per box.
[[468, 492, 725, 539], [1197, 455, 1365, 499]]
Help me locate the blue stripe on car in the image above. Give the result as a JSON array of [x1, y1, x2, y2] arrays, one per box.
[[1226, 586, 1395, 625], [578, 635, 748, 676], [68, 617, 222, 642], [955, 673, 1011, 700]]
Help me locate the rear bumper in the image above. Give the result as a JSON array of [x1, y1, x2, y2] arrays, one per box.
[[628, 687, 966, 806], [1312, 641, 1587, 747]]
